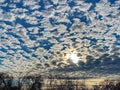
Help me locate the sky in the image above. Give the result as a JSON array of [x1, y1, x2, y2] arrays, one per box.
[[0, 0, 120, 79]]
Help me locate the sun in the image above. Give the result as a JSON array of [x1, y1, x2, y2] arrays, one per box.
[[66, 52, 79, 64], [62, 47, 87, 64]]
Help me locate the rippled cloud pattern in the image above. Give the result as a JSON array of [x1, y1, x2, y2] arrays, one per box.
[[0, 0, 120, 78]]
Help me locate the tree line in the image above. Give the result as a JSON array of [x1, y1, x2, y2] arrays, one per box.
[[0, 73, 120, 90]]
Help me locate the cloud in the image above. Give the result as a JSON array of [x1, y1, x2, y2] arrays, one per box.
[[0, 13, 15, 21], [0, 0, 120, 78], [0, 0, 5, 3]]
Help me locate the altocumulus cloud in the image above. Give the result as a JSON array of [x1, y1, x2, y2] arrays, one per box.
[[0, 0, 120, 79]]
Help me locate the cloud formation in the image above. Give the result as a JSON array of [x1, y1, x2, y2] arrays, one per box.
[[0, 0, 120, 78]]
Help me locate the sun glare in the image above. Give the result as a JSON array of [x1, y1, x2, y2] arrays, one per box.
[[66, 52, 79, 64]]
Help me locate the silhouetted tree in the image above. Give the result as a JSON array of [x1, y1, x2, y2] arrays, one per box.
[[30, 75, 43, 90], [115, 82, 120, 90]]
